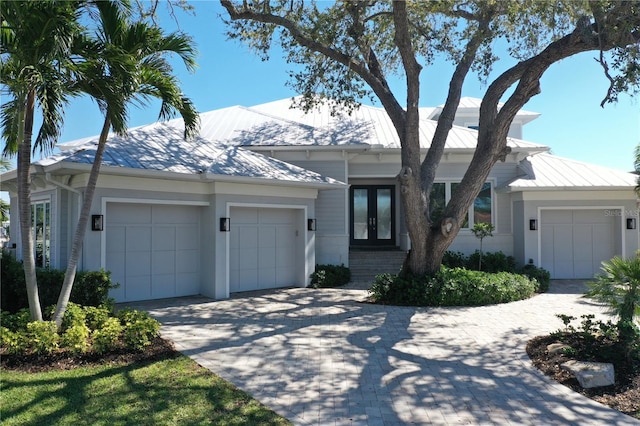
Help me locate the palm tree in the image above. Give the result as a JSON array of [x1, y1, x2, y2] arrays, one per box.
[[0, 158, 11, 223], [1, 1, 83, 321], [52, 1, 199, 327]]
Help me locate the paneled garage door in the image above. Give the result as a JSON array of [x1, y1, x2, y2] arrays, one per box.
[[230, 207, 298, 293], [540, 209, 617, 279], [106, 203, 201, 302]]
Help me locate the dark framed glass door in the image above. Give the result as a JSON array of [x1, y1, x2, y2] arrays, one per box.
[[350, 185, 395, 246]]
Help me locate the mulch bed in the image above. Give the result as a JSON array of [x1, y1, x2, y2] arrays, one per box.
[[1, 337, 178, 373], [527, 334, 640, 419]]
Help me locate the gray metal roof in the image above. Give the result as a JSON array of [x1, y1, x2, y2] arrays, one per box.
[[508, 153, 637, 189], [40, 121, 344, 187]]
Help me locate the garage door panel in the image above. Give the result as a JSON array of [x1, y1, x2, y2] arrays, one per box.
[[260, 209, 293, 224], [176, 250, 199, 273], [259, 268, 277, 288], [126, 251, 151, 277], [239, 268, 258, 292], [544, 210, 572, 224], [239, 226, 258, 247], [153, 227, 176, 250], [110, 204, 151, 224], [258, 246, 276, 269], [126, 276, 151, 301], [152, 250, 175, 275], [176, 226, 199, 250], [126, 227, 151, 251], [151, 274, 175, 298], [106, 226, 125, 253], [177, 273, 199, 294], [153, 205, 199, 224], [259, 227, 276, 248], [235, 207, 258, 224]]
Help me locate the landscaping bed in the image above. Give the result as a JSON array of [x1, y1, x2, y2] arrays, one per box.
[[527, 333, 640, 419]]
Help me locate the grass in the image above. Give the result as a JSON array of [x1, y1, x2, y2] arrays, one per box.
[[0, 354, 291, 426]]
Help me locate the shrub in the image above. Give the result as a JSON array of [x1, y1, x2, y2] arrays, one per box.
[[369, 266, 536, 307], [61, 302, 86, 331], [92, 317, 123, 354], [84, 305, 113, 330], [26, 321, 59, 355], [1, 309, 31, 332], [0, 254, 119, 313], [309, 264, 351, 288], [0, 326, 26, 354], [117, 309, 160, 351], [520, 263, 551, 293], [61, 323, 90, 354], [442, 251, 467, 269], [467, 251, 516, 273]]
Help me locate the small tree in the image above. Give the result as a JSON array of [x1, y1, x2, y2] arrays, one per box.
[[585, 256, 640, 359], [470, 222, 494, 270]]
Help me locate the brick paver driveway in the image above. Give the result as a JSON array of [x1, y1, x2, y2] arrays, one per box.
[[128, 281, 638, 425]]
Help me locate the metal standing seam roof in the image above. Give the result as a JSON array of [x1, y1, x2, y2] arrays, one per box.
[[508, 152, 638, 189], [40, 121, 344, 187]]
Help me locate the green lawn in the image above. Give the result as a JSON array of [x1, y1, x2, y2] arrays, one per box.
[[0, 355, 291, 426]]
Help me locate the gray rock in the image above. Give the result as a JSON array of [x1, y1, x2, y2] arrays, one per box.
[[560, 360, 615, 388], [547, 342, 572, 355]]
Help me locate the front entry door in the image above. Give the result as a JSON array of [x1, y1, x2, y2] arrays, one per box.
[[350, 185, 395, 246]]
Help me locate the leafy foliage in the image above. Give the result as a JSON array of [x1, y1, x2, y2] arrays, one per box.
[[586, 256, 640, 325], [0, 304, 160, 356], [368, 266, 536, 307], [0, 252, 118, 313], [309, 264, 351, 288]]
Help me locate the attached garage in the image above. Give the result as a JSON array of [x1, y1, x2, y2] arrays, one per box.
[[540, 209, 620, 279], [229, 206, 302, 293], [106, 203, 202, 302]]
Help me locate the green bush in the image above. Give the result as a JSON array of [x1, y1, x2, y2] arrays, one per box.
[[0, 251, 119, 313], [1, 309, 31, 332], [26, 321, 59, 355], [467, 250, 516, 273], [369, 266, 537, 307], [61, 302, 86, 331], [84, 304, 113, 330], [117, 309, 160, 351], [520, 263, 551, 293], [61, 323, 90, 354], [92, 317, 123, 354], [0, 326, 26, 354], [442, 251, 467, 269], [309, 264, 351, 288]]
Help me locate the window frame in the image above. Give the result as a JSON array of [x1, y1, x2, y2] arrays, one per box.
[[30, 198, 52, 268], [429, 180, 495, 230]]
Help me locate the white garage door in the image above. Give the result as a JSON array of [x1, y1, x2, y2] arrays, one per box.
[[106, 203, 201, 302], [540, 209, 617, 279], [230, 207, 298, 293]]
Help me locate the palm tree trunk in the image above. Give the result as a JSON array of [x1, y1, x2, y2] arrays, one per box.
[[18, 90, 43, 321], [53, 117, 111, 328]]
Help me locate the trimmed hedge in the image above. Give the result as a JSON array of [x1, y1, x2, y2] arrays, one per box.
[[309, 264, 351, 288], [369, 266, 537, 306], [1, 251, 119, 313]]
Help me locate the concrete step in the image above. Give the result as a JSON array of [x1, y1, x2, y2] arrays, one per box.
[[349, 250, 407, 282]]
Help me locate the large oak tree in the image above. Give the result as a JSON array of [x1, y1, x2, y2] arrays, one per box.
[[220, 0, 640, 276]]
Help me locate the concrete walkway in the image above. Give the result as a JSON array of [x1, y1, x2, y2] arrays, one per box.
[[127, 281, 639, 425]]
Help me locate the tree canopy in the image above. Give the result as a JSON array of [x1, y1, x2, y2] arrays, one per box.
[[221, 0, 640, 275]]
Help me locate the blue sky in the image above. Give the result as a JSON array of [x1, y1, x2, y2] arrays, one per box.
[[13, 1, 640, 174]]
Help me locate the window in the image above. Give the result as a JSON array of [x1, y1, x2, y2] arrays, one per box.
[[429, 181, 492, 228], [31, 200, 51, 268]]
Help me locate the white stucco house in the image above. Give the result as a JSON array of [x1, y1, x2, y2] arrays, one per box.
[[2, 97, 638, 302]]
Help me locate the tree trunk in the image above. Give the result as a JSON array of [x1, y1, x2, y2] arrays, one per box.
[[53, 117, 111, 328], [18, 90, 42, 321]]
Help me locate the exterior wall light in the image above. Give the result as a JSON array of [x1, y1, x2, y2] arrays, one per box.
[[91, 215, 104, 231], [529, 219, 537, 231], [220, 217, 230, 232], [307, 218, 316, 231], [627, 218, 637, 230]]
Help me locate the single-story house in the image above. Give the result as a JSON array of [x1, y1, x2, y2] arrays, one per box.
[[2, 97, 638, 302]]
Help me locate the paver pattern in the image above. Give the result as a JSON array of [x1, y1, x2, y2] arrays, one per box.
[[128, 281, 639, 425]]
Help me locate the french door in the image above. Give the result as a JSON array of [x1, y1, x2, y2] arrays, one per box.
[[350, 185, 395, 246]]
